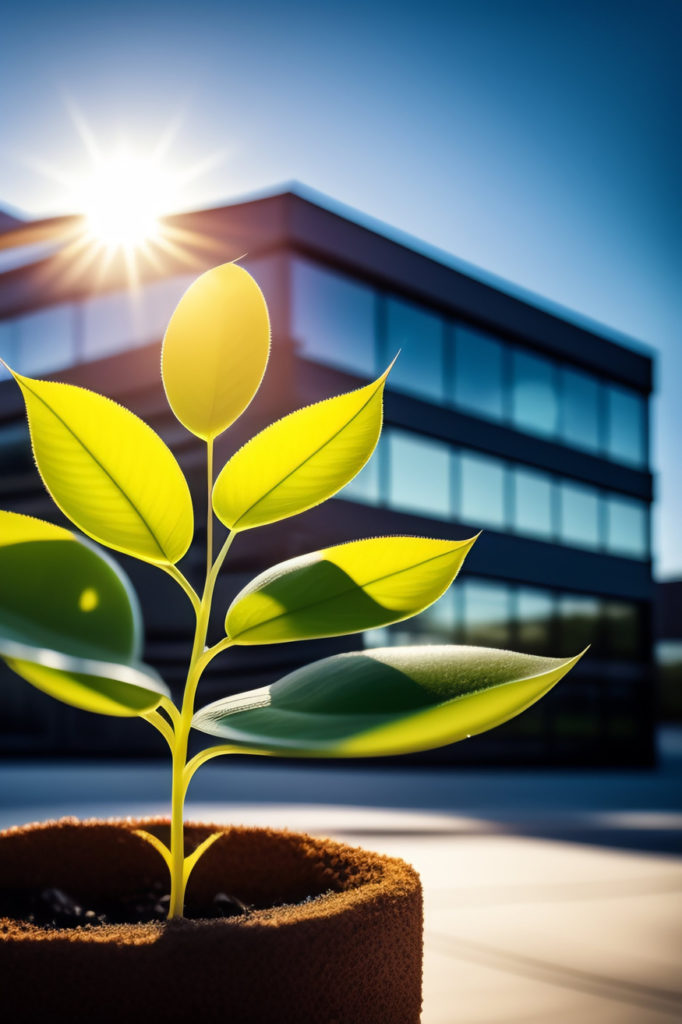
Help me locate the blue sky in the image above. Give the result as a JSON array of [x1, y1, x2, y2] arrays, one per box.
[[1, 0, 680, 576]]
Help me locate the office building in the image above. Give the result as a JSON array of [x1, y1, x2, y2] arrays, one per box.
[[0, 189, 655, 764]]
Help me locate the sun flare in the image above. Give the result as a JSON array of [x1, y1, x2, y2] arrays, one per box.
[[14, 110, 228, 287], [80, 149, 175, 250]]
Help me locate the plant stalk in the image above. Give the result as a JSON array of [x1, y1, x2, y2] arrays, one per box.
[[166, 444, 235, 920]]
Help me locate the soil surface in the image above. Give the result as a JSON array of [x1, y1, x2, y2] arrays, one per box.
[[0, 883, 251, 928]]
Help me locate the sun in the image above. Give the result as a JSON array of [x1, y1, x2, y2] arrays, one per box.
[[15, 111, 228, 286], [80, 149, 175, 250]]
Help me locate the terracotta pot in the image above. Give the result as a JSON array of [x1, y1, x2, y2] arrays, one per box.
[[0, 817, 423, 1023]]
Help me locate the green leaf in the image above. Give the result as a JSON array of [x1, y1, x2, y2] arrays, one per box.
[[7, 369, 193, 566], [225, 534, 477, 644], [212, 365, 393, 531], [0, 511, 168, 716], [192, 645, 584, 757], [162, 262, 270, 440]]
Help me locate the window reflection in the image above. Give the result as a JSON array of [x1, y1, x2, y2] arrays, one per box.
[[82, 277, 195, 361], [516, 587, 554, 654], [369, 587, 459, 648], [605, 384, 646, 467], [0, 320, 17, 379], [16, 304, 77, 375], [242, 256, 279, 306], [511, 350, 558, 437], [512, 466, 554, 539], [341, 446, 382, 505], [452, 326, 505, 420], [138, 276, 195, 344], [603, 601, 642, 658], [0, 422, 32, 473], [82, 291, 140, 359], [385, 297, 445, 402], [461, 579, 511, 647], [559, 480, 601, 550], [605, 495, 648, 560], [558, 594, 600, 654], [388, 429, 451, 519], [292, 258, 376, 377], [459, 451, 506, 529], [560, 367, 601, 452]]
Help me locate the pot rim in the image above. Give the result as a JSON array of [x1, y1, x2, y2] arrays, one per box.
[[0, 815, 422, 943]]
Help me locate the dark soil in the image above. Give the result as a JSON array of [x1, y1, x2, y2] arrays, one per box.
[[0, 882, 250, 929]]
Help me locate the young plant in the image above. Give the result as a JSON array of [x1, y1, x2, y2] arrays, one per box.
[[0, 264, 582, 919]]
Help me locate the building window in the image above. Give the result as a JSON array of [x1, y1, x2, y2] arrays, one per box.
[[461, 579, 512, 647], [558, 594, 600, 655], [387, 428, 451, 519], [342, 446, 382, 505], [366, 587, 459, 648], [242, 256, 279, 307], [82, 291, 140, 360], [385, 296, 445, 402], [138, 276, 195, 344], [511, 350, 559, 437], [511, 465, 554, 539], [0, 320, 17, 379], [603, 601, 642, 659], [16, 304, 77, 375], [605, 383, 647, 467], [559, 480, 601, 550], [560, 367, 601, 453], [452, 326, 505, 421], [605, 495, 648, 560], [516, 587, 555, 655], [0, 422, 32, 473], [459, 451, 506, 529], [291, 258, 377, 377]]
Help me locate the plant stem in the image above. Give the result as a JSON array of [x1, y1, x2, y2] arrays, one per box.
[[167, 599, 209, 918], [161, 563, 201, 616], [166, 445, 237, 920], [206, 438, 214, 580]]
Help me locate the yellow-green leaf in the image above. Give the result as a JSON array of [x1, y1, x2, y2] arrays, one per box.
[[161, 262, 270, 440], [8, 370, 193, 566], [192, 646, 584, 757], [0, 510, 168, 716], [226, 534, 477, 644], [213, 367, 392, 531]]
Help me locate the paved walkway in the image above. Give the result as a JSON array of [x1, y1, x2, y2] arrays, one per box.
[[1, 745, 681, 1023]]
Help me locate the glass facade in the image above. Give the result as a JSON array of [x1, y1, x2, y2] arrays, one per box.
[[460, 579, 512, 647], [291, 258, 376, 377], [560, 366, 601, 453], [452, 326, 505, 421], [459, 451, 506, 529], [512, 466, 554, 539], [0, 275, 195, 376], [605, 494, 648, 559], [387, 429, 451, 519], [605, 384, 647, 468], [1, 304, 78, 376], [289, 257, 649, 470], [365, 575, 646, 663], [343, 427, 649, 560], [385, 296, 445, 402], [511, 350, 559, 437], [559, 480, 601, 551], [0, 257, 650, 474]]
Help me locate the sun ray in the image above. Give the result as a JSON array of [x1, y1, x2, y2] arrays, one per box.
[[11, 108, 230, 291]]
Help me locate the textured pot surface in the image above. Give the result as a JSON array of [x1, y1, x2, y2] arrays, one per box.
[[0, 818, 423, 1023]]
